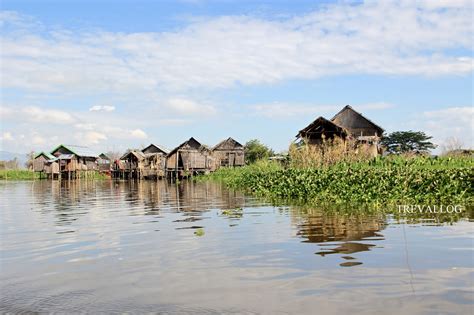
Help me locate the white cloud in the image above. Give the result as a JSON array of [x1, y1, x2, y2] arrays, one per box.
[[89, 105, 115, 112], [164, 98, 217, 115], [130, 129, 147, 139], [1, 106, 76, 124], [31, 134, 46, 145], [0, 131, 14, 141], [1, 1, 472, 94], [75, 131, 108, 145], [420, 107, 474, 149]]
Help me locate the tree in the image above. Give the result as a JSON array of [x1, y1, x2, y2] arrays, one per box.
[[25, 151, 36, 170], [381, 131, 436, 154], [440, 137, 464, 155], [244, 139, 274, 164]]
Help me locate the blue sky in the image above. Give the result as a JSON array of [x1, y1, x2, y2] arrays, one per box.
[[1, 0, 472, 154]]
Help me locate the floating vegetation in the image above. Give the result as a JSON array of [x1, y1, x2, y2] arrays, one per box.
[[221, 207, 243, 218], [202, 157, 473, 205], [194, 228, 205, 237]]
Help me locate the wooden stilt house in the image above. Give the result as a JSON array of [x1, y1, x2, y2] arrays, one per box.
[[211, 137, 245, 170], [50, 144, 98, 179], [33, 152, 59, 178], [119, 150, 146, 179], [296, 105, 385, 156], [141, 144, 169, 179], [166, 137, 213, 178], [98, 153, 111, 173]]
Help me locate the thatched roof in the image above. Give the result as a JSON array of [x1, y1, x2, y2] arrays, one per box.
[[142, 143, 170, 155], [297, 116, 347, 139], [212, 137, 243, 151], [120, 150, 146, 161], [331, 105, 384, 135], [168, 137, 203, 156]]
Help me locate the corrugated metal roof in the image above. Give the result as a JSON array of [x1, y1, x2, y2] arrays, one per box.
[[50, 144, 98, 158], [34, 151, 56, 160]]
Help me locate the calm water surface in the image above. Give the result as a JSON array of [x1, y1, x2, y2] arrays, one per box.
[[1, 180, 473, 314]]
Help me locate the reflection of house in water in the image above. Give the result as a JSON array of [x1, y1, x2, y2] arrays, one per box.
[[291, 208, 386, 259], [116, 180, 245, 215], [31, 180, 113, 228]]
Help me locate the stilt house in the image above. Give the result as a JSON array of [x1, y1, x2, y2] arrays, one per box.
[[212, 137, 245, 169], [296, 105, 384, 156], [119, 150, 146, 179], [141, 144, 169, 179], [50, 144, 98, 179], [166, 137, 213, 177]]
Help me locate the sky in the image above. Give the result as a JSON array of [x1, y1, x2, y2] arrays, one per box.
[[0, 0, 473, 155]]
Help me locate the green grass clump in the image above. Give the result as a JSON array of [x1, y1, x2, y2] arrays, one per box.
[[0, 170, 39, 180]]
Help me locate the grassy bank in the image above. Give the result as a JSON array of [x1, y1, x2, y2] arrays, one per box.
[[202, 156, 473, 205], [0, 170, 40, 180], [0, 170, 109, 180]]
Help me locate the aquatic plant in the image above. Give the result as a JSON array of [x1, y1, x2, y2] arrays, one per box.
[[194, 228, 205, 237], [202, 157, 473, 205]]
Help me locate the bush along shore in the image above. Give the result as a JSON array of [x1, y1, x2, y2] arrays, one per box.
[[201, 156, 474, 205]]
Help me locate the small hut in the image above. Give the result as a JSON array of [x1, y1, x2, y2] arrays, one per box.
[[33, 152, 55, 172], [141, 144, 169, 179], [50, 144, 98, 179], [98, 153, 111, 172], [119, 150, 146, 179], [296, 106, 384, 156], [211, 137, 245, 169], [166, 137, 213, 179], [33, 152, 58, 178]]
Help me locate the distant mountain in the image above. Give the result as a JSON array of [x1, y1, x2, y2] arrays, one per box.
[[0, 151, 29, 168]]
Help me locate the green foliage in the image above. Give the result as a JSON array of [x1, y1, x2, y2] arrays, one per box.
[[202, 156, 473, 205], [0, 170, 39, 180], [244, 139, 274, 164], [382, 130, 436, 154]]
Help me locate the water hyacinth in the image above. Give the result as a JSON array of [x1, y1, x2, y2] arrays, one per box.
[[202, 156, 473, 205]]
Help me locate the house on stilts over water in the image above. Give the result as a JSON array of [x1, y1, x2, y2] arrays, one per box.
[[47, 144, 99, 179], [115, 150, 146, 179], [296, 105, 384, 156], [33, 152, 59, 179], [211, 137, 245, 170], [166, 137, 214, 179], [141, 144, 169, 179]]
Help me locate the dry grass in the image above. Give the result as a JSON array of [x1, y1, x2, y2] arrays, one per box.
[[289, 137, 376, 168]]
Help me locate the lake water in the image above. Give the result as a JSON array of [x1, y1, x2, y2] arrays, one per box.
[[1, 180, 472, 314]]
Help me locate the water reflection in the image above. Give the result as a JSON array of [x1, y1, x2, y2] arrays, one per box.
[[289, 207, 386, 267], [0, 180, 473, 314]]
